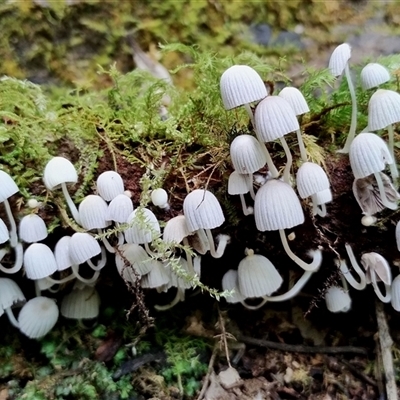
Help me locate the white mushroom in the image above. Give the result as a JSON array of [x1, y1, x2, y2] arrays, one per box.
[[228, 171, 253, 216], [361, 63, 390, 90], [151, 188, 169, 210], [96, 171, 124, 202], [19, 214, 48, 243], [0, 278, 26, 328], [391, 274, 400, 311], [338, 244, 367, 291], [221, 270, 246, 304], [325, 286, 352, 313], [0, 218, 23, 274], [61, 285, 100, 320]]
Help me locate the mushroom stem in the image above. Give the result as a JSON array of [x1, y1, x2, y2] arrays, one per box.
[[241, 270, 313, 309], [205, 229, 228, 259], [46, 273, 76, 285], [337, 63, 357, 154], [280, 136, 293, 185], [295, 128, 308, 163], [87, 245, 107, 271], [387, 124, 399, 184], [279, 230, 322, 271], [144, 242, 159, 258], [0, 242, 23, 274], [71, 264, 100, 284], [4, 199, 18, 248], [182, 237, 195, 275], [311, 195, 327, 217], [244, 103, 255, 127], [248, 173, 256, 200], [239, 194, 253, 216], [154, 288, 184, 311], [97, 229, 115, 254], [61, 182, 81, 225], [5, 307, 19, 328], [341, 243, 367, 290], [257, 140, 280, 179], [373, 172, 398, 210], [371, 270, 391, 303]]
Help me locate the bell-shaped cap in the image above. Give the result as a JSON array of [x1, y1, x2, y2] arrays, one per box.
[[166, 258, 194, 290], [79, 195, 111, 230], [361, 252, 392, 285], [61, 285, 100, 319], [230, 134, 267, 174], [238, 249, 283, 298], [69, 232, 101, 265], [328, 43, 351, 77], [151, 188, 168, 208], [106, 193, 134, 223], [391, 274, 400, 311], [115, 243, 154, 276], [296, 162, 331, 199], [368, 89, 400, 130], [24, 243, 58, 280], [96, 171, 124, 202], [0, 278, 26, 315], [163, 215, 192, 244], [183, 189, 225, 232], [19, 214, 48, 243], [228, 171, 251, 195], [278, 87, 309, 115], [254, 179, 304, 231], [0, 170, 19, 202], [124, 208, 160, 244], [254, 96, 300, 142], [325, 286, 351, 313], [349, 133, 393, 179], [18, 296, 59, 339], [220, 65, 267, 110], [0, 218, 10, 244], [140, 260, 170, 289], [396, 220, 400, 252], [361, 63, 390, 90], [43, 157, 78, 190], [54, 236, 72, 271], [221, 270, 245, 304]]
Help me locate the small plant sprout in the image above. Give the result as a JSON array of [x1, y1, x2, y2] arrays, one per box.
[[96, 170, 124, 202], [183, 189, 229, 259], [0, 218, 23, 274], [0, 277, 26, 328], [254, 179, 322, 272], [254, 95, 300, 184], [325, 286, 352, 313], [151, 188, 170, 209], [349, 133, 398, 211], [228, 171, 253, 216], [18, 296, 59, 339], [79, 194, 114, 253], [338, 244, 367, 290], [0, 170, 19, 247], [361, 252, 392, 303], [229, 134, 267, 200], [360, 63, 390, 90], [220, 65, 267, 126], [296, 162, 332, 217], [368, 89, 400, 181], [328, 43, 357, 153], [278, 86, 310, 162], [43, 156, 81, 224]]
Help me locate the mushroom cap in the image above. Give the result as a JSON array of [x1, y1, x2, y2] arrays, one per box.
[[61, 285, 100, 319], [166, 258, 194, 289], [115, 243, 154, 276], [230, 134, 267, 174], [124, 208, 160, 244], [151, 188, 168, 207], [368, 89, 400, 130], [0, 278, 26, 315], [296, 162, 330, 199], [140, 260, 170, 289], [163, 215, 192, 244], [361, 63, 390, 90], [0, 170, 19, 202], [313, 188, 333, 205], [221, 270, 245, 304], [106, 193, 134, 223], [79, 194, 111, 230], [220, 65, 267, 110], [328, 43, 351, 76], [325, 286, 351, 313], [238, 250, 283, 298], [396, 220, 400, 252], [254, 96, 300, 141], [69, 232, 101, 265], [24, 243, 58, 280], [349, 133, 393, 179], [19, 214, 48, 243], [391, 274, 400, 311], [0, 218, 10, 244], [54, 236, 73, 271], [183, 189, 225, 232], [96, 171, 124, 202], [361, 252, 392, 285], [43, 157, 78, 190], [278, 87, 309, 115], [18, 296, 59, 339], [254, 179, 304, 231], [228, 171, 251, 195]]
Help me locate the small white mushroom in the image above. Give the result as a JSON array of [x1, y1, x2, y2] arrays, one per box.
[[96, 171, 124, 202], [221, 269, 245, 304], [228, 171, 253, 216], [61, 285, 100, 320], [391, 274, 400, 311], [151, 188, 169, 209], [0, 218, 23, 274], [361, 63, 390, 90], [0, 278, 26, 328], [19, 214, 47, 243], [325, 286, 352, 313]]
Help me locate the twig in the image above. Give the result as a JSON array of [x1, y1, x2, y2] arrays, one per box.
[[236, 335, 368, 355], [196, 344, 218, 400], [340, 359, 378, 388], [375, 300, 398, 400]]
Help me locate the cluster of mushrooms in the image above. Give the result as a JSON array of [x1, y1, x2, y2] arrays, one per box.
[[2, 42, 400, 340]]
